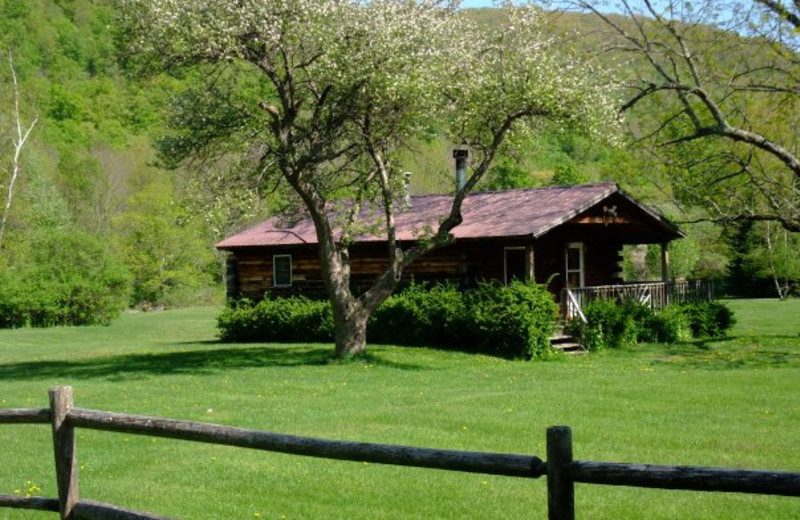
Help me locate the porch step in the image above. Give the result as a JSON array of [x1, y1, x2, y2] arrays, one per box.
[[550, 331, 587, 355]]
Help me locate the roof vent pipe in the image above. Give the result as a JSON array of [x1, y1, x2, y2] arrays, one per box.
[[453, 148, 468, 192], [403, 171, 412, 209]]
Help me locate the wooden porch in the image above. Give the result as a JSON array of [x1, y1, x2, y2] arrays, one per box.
[[561, 280, 715, 322]]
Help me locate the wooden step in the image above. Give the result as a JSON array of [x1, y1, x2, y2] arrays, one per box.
[[550, 331, 587, 354], [551, 342, 587, 354]]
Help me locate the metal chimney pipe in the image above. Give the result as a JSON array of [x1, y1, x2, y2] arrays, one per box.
[[453, 148, 468, 192], [403, 171, 412, 209]]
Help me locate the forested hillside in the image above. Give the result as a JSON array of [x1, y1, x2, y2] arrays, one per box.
[[0, 0, 251, 319], [0, 1, 795, 326]]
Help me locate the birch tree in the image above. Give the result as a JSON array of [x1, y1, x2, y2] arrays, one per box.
[[116, 0, 619, 357], [0, 52, 37, 250], [745, 221, 800, 299]]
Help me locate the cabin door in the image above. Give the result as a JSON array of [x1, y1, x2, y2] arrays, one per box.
[[565, 242, 585, 289]]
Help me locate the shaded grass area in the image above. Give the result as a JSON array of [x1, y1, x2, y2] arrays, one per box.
[[0, 303, 799, 519], [0, 345, 425, 381]]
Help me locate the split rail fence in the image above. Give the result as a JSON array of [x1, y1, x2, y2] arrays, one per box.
[[1, 387, 798, 520]]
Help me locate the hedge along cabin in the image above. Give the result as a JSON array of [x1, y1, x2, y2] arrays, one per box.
[[216, 182, 695, 316]]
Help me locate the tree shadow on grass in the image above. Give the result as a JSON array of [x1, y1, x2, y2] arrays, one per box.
[[0, 344, 424, 382]]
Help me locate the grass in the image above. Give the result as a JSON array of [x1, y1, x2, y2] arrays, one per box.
[[0, 300, 798, 519]]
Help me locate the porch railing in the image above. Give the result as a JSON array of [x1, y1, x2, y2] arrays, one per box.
[[562, 280, 714, 321]]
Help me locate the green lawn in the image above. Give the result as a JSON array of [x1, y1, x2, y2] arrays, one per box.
[[0, 300, 798, 519]]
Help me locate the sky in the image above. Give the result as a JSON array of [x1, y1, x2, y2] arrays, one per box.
[[460, 0, 496, 7]]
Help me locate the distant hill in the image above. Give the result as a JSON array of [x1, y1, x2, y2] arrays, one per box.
[[0, 1, 769, 304]]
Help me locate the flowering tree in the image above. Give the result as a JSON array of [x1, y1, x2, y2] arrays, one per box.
[[116, 0, 619, 357]]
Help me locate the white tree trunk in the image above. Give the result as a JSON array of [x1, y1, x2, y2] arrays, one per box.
[[0, 52, 37, 250]]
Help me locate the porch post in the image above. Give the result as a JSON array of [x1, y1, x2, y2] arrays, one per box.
[[660, 242, 670, 283], [525, 245, 535, 282]]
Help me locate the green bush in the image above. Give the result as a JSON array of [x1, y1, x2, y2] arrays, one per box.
[[569, 299, 735, 349], [642, 305, 692, 343], [368, 282, 467, 347], [217, 296, 333, 343], [569, 299, 645, 350], [464, 281, 557, 359], [0, 230, 130, 327], [219, 281, 558, 359], [680, 301, 736, 338]]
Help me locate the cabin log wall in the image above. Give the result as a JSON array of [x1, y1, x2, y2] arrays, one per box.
[[229, 231, 630, 301], [231, 241, 529, 299]]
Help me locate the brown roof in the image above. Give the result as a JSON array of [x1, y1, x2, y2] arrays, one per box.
[[216, 183, 683, 249]]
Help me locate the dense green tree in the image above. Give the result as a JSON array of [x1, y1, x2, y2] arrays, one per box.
[[113, 175, 216, 307], [485, 156, 539, 190], [0, 227, 130, 327], [550, 160, 587, 186]]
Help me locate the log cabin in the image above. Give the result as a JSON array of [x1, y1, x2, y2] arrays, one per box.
[[216, 183, 701, 315]]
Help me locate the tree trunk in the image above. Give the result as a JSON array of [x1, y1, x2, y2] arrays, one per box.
[[332, 301, 369, 358]]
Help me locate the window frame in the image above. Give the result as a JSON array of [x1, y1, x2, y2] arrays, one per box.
[[564, 242, 585, 289], [272, 254, 293, 288]]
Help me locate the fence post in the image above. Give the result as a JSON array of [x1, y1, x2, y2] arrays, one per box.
[[547, 426, 574, 520], [50, 386, 79, 520]]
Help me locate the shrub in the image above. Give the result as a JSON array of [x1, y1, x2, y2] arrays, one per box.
[[217, 296, 333, 343], [642, 306, 692, 343], [680, 301, 736, 338], [569, 299, 647, 350], [219, 281, 558, 359], [569, 298, 735, 349], [464, 281, 557, 359], [368, 282, 467, 347]]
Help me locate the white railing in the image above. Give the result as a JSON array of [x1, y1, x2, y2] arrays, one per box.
[[561, 280, 714, 321]]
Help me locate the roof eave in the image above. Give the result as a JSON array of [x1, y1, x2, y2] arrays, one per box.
[[614, 187, 686, 240], [531, 183, 620, 239]]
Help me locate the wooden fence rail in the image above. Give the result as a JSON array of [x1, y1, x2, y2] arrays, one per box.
[[1, 387, 798, 520]]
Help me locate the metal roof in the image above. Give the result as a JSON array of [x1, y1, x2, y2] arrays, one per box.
[[216, 183, 683, 249]]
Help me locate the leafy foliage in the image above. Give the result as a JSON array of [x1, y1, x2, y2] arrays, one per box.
[[368, 283, 468, 348], [217, 296, 334, 344], [465, 280, 558, 359], [0, 229, 130, 327], [680, 301, 736, 339], [569, 299, 735, 350], [549, 160, 587, 186], [218, 281, 558, 360], [112, 176, 217, 307], [0, 0, 223, 317], [742, 221, 800, 299], [483, 156, 539, 191]]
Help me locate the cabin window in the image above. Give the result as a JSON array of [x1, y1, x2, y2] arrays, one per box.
[[565, 242, 585, 289], [273, 254, 292, 287], [504, 247, 527, 284]]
